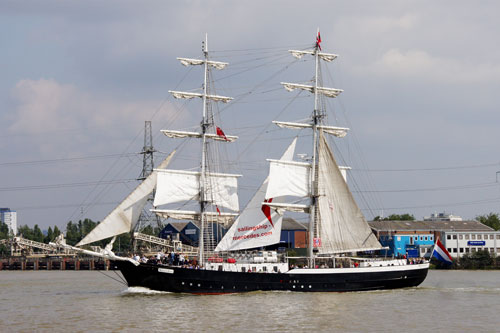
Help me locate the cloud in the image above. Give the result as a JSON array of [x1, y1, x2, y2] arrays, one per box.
[[362, 48, 500, 84], [8, 78, 183, 156]]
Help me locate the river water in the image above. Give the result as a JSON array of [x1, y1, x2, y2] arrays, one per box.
[[0, 270, 498, 332]]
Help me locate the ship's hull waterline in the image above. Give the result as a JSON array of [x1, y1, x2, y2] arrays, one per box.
[[113, 261, 429, 294]]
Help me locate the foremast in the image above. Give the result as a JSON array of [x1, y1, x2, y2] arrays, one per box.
[[153, 34, 239, 265]]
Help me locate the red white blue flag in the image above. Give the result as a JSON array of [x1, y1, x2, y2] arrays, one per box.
[[431, 238, 453, 264], [316, 31, 322, 50]]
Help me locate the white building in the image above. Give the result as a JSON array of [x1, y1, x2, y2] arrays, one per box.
[[0, 208, 17, 235], [443, 231, 500, 258], [424, 212, 463, 222]]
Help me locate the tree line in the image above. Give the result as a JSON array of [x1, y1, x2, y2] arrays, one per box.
[[0, 218, 161, 255]]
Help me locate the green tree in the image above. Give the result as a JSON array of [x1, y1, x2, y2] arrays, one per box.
[[53, 225, 61, 238], [373, 214, 415, 221], [0, 221, 9, 239], [17, 225, 34, 240], [476, 213, 500, 231], [44, 227, 54, 243], [33, 224, 44, 243], [65, 221, 80, 245], [459, 250, 493, 269]]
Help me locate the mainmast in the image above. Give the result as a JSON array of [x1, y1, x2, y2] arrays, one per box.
[[308, 28, 321, 265], [265, 30, 346, 267]]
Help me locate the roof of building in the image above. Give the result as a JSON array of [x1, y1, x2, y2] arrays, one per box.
[[282, 218, 307, 230], [166, 222, 191, 232], [368, 220, 494, 232]]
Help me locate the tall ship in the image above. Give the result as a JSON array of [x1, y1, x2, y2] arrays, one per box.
[[57, 31, 429, 293]]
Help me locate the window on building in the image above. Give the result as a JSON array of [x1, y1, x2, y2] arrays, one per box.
[[465, 248, 470, 253], [472, 248, 477, 253], [497, 235, 500, 240], [447, 235, 451, 240], [490, 235, 494, 240], [448, 248, 452, 252], [424, 236, 428, 241], [430, 236, 434, 240], [465, 234, 470, 240], [459, 248, 464, 253], [459, 235, 463, 240], [452, 248, 457, 253], [453, 234, 457, 240], [472, 234, 476, 240], [420, 236, 423, 241], [490, 248, 495, 253], [477, 235, 482, 240]]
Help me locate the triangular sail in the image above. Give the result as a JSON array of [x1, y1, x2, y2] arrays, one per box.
[[77, 151, 176, 246], [215, 138, 297, 252], [316, 133, 382, 253]]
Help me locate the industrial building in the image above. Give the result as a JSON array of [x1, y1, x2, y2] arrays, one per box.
[[369, 219, 499, 258]]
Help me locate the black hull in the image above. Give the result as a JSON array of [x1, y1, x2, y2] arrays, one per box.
[[112, 261, 429, 294]]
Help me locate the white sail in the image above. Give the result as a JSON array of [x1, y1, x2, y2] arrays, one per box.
[[76, 151, 176, 246], [281, 83, 343, 98], [215, 138, 297, 252], [153, 169, 241, 211], [316, 132, 382, 254], [265, 159, 311, 199], [289, 49, 338, 62], [152, 209, 237, 225], [153, 169, 199, 206], [177, 57, 228, 70], [161, 130, 238, 142], [273, 121, 349, 138], [168, 90, 233, 103]]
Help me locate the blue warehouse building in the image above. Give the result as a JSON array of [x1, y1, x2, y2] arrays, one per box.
[[378, 233, 434, 257]]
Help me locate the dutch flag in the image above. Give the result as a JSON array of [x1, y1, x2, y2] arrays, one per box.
[[431, 238, 453, 264]]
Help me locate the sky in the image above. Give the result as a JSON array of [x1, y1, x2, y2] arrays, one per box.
[[2, 0, 500, 232]]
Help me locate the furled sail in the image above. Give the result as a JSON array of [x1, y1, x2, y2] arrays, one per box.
[[273, 121, 349, 138], [160, 130, 238, 142], [168, 90, 233, 103], [265, 159, 311, 199], [153, 169, 241, 212], [177, 57, 228, 70], [316, 132, 383, 253], [288, 50, 338, 62], [152, 209, 237, 225], [76, 151, 176, 246], [281, 83, 343, 98], [215, 138, 297, 252]]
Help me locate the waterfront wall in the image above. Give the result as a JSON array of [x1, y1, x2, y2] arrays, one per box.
[[0, 257, 111, 271]]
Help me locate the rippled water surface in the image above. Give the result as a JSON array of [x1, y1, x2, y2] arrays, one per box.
[[1, 270, 499, 332]]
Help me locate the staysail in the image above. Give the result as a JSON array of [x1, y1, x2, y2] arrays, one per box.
[[76, 151, 176, 246], [316, 132, 383, 253], [215, 138, 297, 251]]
